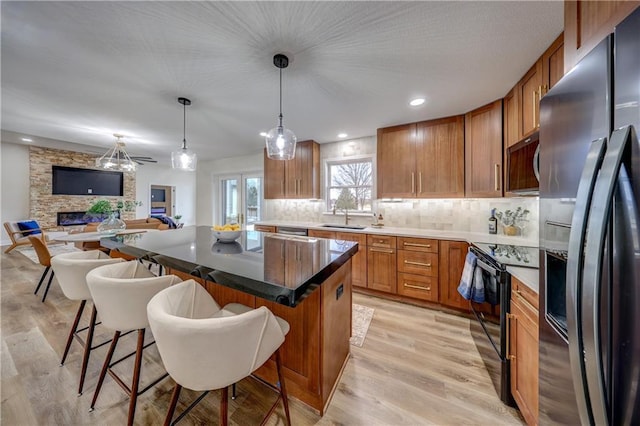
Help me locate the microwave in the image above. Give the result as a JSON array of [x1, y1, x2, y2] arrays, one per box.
[[506, 131, 540, 194]]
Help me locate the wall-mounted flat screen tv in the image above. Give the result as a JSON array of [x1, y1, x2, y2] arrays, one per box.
[[52, 166, 124, 196]]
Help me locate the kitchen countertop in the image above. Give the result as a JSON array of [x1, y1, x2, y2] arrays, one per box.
[[255, 220, 538, 247], [507, 266, 539, 294], [100, 226, 357, 307], [256, 220, 540, 294]]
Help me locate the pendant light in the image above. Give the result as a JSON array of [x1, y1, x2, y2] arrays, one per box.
[[265, 54, 297, 160], [96, 134, 137, 171], [171, 97, 197, 171]]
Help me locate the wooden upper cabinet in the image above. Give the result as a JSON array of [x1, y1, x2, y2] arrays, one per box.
[[264, 140, 320, 199], [542, 33, 565, 92], [564, 1, 639, 72], [465, 100, 503, 198], [264, 151, 286, 199], [377, 116, 464, 199], [376, 124, 417, 198], [503, 88, 520, 149], [416, 116, 465, 198], [518, 60, 543, 138]]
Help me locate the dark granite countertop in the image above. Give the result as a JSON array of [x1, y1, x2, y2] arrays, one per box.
[[100, 226, 358, 307]]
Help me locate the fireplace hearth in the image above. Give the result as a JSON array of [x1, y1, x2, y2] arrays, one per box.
[[57, 211, 120, 226]]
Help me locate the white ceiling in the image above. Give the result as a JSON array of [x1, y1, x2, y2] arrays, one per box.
[[1, 1, 563, 165]]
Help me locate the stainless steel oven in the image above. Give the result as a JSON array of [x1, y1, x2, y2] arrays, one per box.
[[468, 243, 539, 407]]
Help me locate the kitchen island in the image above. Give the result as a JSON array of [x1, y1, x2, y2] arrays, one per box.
[[102, 226, 358, 414]]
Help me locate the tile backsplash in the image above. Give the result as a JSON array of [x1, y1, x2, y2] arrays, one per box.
[[264, 197, 539, 241]]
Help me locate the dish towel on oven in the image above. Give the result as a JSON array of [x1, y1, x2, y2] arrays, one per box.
[[457, 251, 483, 302]]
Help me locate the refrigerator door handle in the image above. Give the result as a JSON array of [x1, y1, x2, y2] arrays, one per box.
[[566, 137, 607, 426], [583, 125, 634, 426]]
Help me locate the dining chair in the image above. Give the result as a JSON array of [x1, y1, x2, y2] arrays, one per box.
[[147, 279, 291, 426], [50, 250, 124, 395], [28, 236, 55, 302], [85, 260, 182, 426]]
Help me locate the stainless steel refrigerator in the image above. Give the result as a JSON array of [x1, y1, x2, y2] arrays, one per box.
[[539, 6, 640, 425]]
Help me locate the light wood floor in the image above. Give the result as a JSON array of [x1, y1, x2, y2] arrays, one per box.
[[1, 248, 524, 425]]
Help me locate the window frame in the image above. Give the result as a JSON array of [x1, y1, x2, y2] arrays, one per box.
[[324, 154, 375, 213]]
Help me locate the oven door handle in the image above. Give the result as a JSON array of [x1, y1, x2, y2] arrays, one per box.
[[476, 258, 498, 277]]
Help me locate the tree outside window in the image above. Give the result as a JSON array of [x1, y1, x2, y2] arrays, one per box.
[[327, 158, 373, 212]]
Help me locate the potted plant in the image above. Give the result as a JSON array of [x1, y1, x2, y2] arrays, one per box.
[[87, 199, 113, 215], [495, 207, 530, 236]]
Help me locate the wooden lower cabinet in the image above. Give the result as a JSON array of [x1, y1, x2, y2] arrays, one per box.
[[397, 272, 437, 302], [336, 232, 367, 288], [438, 240, 470, 310], [509, 276, 539, 426], [254, 224, 276, 233], [366, 234, 397, 293]]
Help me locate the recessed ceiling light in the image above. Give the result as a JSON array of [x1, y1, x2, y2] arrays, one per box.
[[259, 132, 267, 137], [21, 137, 33, 142], [409, 98, 425, 106], [338, 133, 348, 138]]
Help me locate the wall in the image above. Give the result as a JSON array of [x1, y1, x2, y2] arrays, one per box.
[[196, 152, 263, 226], [264, 137, 540, 244], [135, 163, 197, 225], [28, 146, 136, 227], [1, 143, 30, 245]]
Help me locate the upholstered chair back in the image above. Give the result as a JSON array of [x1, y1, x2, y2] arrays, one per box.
[[86, 261, 182, 331], [147, 280, 287, 391], [51, 250, 122, 301]]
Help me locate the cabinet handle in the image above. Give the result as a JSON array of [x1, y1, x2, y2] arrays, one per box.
[[515, 290, 538, 314], [494, 164, 501, 191], [403, 283, 431, 291], [418, 172, 423, 194], [403, 242, 431, 248], [411, 172, 415, 194], [403, 260, 431, 267], [281, 180, 285, 195], [370, 248, 394, 254], [506, 312, 515, 360]]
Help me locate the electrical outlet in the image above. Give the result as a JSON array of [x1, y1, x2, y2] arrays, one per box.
[[336, 284, 344, 300], [87, 188, 93, 194]]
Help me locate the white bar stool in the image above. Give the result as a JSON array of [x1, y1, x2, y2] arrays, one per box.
[[50, 250, 124, 395], [85, 260, 182, 426], [147, 279, 292, 426]]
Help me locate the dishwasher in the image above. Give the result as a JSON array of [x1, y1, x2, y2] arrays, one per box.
[[275, 226, 308, 236]]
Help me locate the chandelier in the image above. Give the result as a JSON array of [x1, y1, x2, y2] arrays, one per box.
[[95, 134, 137, 171]]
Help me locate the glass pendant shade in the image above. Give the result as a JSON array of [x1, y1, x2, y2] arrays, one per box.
[[172, 97, 197, 171], [95, 136, 137, 171], [265, 53, 296, 160], [266, 124, 296, 160], [171, 145, 197, 171]]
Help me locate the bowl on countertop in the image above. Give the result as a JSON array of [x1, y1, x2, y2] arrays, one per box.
[[213, 229, 241, 243]]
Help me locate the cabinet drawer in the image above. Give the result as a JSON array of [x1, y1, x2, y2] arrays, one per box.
[[511, 289, 539, 327], [254, 225, 276, 233], [335, 231, 367, 246], [397, 273, 438, 302], [397, 237, 438, 253], [511, 276, 539, 311], [308, 229, 336, 239], [367, 234, 396, 249], [397, 250, 438, 276]]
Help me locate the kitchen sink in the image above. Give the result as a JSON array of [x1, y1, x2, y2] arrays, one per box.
[[320, 224, 367, 230]]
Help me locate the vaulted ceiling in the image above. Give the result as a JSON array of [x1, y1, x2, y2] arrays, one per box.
[[1, 1, 563, 164]]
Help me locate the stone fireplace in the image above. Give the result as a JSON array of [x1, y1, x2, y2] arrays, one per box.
[[29, 146, 136, 228]]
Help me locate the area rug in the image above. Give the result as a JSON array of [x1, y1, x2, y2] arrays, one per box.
[[15, 244, 80, 264], [351, 304, 375, 347]]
